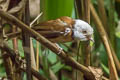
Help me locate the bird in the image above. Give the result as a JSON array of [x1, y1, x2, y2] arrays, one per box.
[[32, 16, 94, 43], [5, 16, 93, 54]]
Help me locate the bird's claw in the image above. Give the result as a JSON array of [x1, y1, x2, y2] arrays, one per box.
[[57, 47, 63, 54], [55, 43, 63, 54]]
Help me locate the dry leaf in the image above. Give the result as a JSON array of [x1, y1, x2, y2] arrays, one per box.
[[88, 66, 103, 80], [0, 0, 10, 11], [7, 0, 26, 14]]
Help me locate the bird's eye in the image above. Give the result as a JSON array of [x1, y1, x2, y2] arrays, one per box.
[[82, 30, 87, 33]]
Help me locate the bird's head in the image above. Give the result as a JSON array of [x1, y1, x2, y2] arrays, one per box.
[[73, 19, 94, 42]]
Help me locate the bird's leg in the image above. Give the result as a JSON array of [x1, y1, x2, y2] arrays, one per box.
[[54, 43, 63, 54]]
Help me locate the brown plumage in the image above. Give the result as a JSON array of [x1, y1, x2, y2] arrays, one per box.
[[32, 16, 75, 43], [32, 16, 93, 43]]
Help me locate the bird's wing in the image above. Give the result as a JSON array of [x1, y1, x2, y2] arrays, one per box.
[[32, 16, 74, 42], [32, 16, 74, 31], [58, 16, 75, 27]]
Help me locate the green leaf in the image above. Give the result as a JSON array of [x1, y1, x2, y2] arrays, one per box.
[[51, 62, 64, 73], [47, 50, 57, 64], [115, 32, 120, 38], [101, 63, 109, 74], [18, 40, 24, 57], [42, 0, 74, 20]]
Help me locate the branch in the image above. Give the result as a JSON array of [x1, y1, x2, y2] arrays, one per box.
[[6, 31, 21, 39], [0, 9, 108, 80], [20, 68, 48, 80]]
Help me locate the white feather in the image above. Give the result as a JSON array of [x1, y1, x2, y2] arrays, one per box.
[[73, 19, 93, 41]]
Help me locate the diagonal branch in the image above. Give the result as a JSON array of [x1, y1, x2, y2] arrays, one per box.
[[20, 68, 48, 80]]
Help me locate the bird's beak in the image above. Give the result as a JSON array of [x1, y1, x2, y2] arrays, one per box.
[[86, 35, 94, 42], [89, 37, 94, 42]]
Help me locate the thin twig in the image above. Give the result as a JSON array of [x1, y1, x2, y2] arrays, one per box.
[[6, 31, 21, 39], [30, 12, 43, 27]]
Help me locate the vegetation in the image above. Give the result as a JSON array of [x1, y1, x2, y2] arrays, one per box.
[[0, 0, 120, 80]]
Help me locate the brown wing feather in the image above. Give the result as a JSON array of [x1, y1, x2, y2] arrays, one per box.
[[58, 16, 75, 27], [32, 16, 74, 31], [36, 31, 64, 38], [32, 16, 74, 42], [32, 20, 65, 31]]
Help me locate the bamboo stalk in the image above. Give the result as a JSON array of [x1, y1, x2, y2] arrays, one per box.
[[83, 0, 91, 67], [22, 0, 32, 79], [97, 0, 108, 33], [75, 0, 91, 67], [97, 0, 120, 74], [12, 19, 22, 80], [75, 1, 91, 79], [90, 4, 118, 80], [36, 41, 39, 70], [12, 25, 18, 53], [30, 38, 38, 80], [116, 0, 120, 2]]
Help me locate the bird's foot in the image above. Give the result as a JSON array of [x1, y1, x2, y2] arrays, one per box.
[[54, 43, 63, 54]]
